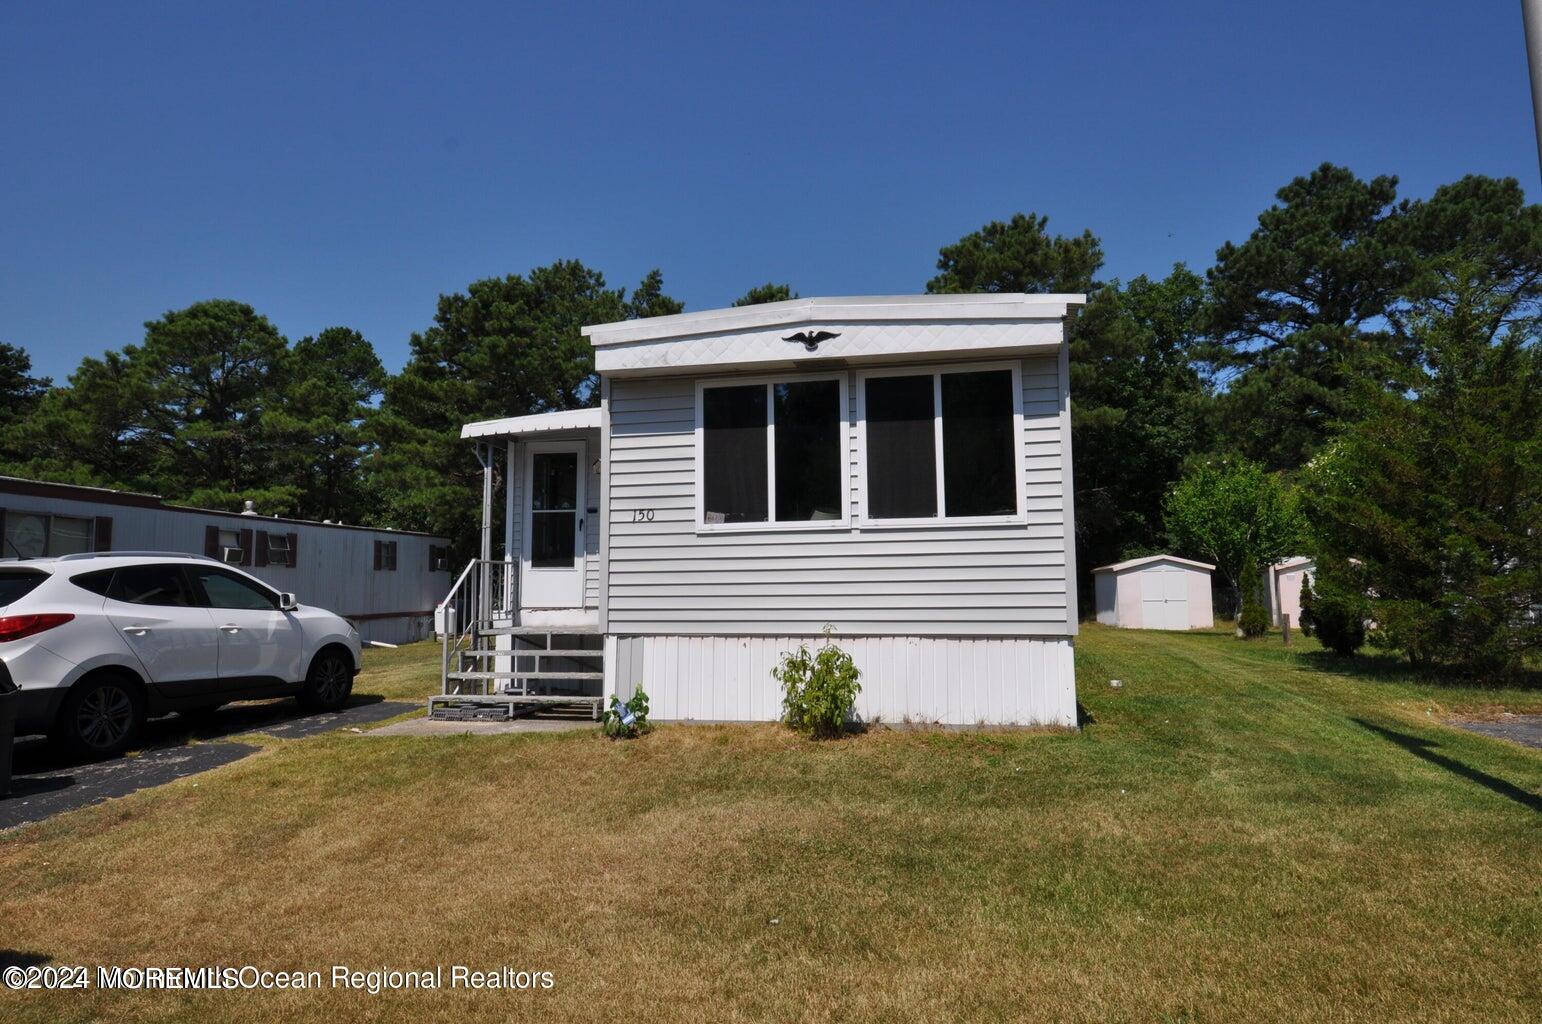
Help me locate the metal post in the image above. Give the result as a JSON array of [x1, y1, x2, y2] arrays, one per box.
[[1524, 0, 1542, 178], [1282, 613, 1292, 647]]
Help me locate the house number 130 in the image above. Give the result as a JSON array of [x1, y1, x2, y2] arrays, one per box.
[[632, 509, 656, 522]]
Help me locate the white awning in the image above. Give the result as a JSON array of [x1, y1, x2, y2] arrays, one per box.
[[460, 408, 601, 439]]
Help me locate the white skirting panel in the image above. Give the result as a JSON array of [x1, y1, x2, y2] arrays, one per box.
[[606, 635, 1076, 727]]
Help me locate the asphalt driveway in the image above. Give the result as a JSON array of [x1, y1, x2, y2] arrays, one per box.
[[1, 697, 415, 831]]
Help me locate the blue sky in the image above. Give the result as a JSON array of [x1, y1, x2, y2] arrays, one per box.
[[2, 1, 1537, 382]]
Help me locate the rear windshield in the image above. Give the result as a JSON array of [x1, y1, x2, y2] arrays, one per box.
[[0, 569, 48, 608]]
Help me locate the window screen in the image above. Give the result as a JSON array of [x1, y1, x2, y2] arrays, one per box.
[[773, 380, 843, 521], [2, 513, 47, 558], [48, 516, 93, 556], [864, 375, 938, 519], [703, 385, 768, 524], [941, 369, 1017, 517]]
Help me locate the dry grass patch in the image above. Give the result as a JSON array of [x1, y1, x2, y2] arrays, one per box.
[[1, 628, 1539, 1022]]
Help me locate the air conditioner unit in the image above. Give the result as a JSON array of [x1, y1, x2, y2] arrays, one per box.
[[222, 546, 244, 565]]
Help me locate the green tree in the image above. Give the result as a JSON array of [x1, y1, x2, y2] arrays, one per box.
[[1070, 266, 1214, 606], [733, 283, 798, 306], [368, 262, 681, 551], [1305, 258, 1542, 673], [1205, 163, 1416, 469], [269, 327, 386, 523], [1164, 458, 1304, 617], [3, 301, 298, 512], [927, 212, 1102, 294], [0, 342, 50, 464]]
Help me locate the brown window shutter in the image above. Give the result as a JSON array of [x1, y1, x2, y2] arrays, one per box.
[[373, 540, 382, 571], [205, 525, 220, 558], [93, 516, 113, 552], [238, 528, 254, 566], [287, 532, 299, 568], [255, 530, 269, 568]]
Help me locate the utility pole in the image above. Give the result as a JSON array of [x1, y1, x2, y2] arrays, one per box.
[[1524, 0, 1542, 177]]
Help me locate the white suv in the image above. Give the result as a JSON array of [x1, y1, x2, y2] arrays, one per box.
[[0, 552, 361, 759]]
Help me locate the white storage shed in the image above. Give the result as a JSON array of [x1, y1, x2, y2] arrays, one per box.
[[1265, 556, 1315, 628], [1093, 555, 1215, 631]]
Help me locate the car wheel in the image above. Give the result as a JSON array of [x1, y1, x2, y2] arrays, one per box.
[[297, 650, 353, 712], [58, 675, 144, 760]]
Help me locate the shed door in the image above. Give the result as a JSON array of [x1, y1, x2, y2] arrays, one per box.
[[520, 441, 585, 609], [1142, 568, 1190, 630]]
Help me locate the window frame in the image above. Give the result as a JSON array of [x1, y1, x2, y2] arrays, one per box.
[[693, 371, 850, 534], [1, 511, 96, 558], [855, 360, 1026, 529]]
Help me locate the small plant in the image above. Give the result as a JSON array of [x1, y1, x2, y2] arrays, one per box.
[[773, 626, 861, 739], [1237, 561, 1270, 638], [602, 685, 651, 739]]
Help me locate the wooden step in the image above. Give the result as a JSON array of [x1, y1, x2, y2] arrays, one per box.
[[448, 670, 604, 681], [474, 625, 601, 637], [457, 649, 603, 659]]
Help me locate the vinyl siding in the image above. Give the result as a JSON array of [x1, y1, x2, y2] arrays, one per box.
[[605, 355, 1073, 636], [609, 634, 1076, 726]]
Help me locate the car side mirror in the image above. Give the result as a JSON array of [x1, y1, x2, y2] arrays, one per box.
[[279, 593, 299, 612]]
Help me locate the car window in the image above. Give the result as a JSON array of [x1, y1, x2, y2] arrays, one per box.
[[192, 568, 279, 611], [0, 570, 48, 608], [108, 565, 198, 607], [70, 568, 116, 597]]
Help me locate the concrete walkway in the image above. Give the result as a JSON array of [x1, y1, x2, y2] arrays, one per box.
[[367, 708, 597, 736]]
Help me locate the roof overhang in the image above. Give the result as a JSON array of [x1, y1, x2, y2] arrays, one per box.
[[583, 293, 1085, 378], [1093, 554, 1217, 574], [460, 407, 602, 440]]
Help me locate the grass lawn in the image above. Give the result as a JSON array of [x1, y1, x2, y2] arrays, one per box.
[[2, 626, 1539, 1023]]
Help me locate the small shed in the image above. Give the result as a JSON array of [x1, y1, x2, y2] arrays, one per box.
[[1265, 556, 1315, 628], [1093, 555, 1215, 631]]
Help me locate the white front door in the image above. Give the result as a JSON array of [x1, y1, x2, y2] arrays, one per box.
[[521, 441, 586, 610]]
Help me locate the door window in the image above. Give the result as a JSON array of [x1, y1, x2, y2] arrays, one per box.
[[192, 568, 280, 611], [529, 451, 578, 568], [109, 565, 199, 607]]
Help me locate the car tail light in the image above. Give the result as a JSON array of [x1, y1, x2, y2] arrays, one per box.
[[0, 613, 75, 642]]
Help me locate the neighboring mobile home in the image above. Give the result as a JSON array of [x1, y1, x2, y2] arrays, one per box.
[[0, 476, 451, 644], [1092, 555, 1216, 631], [442, 294, 1084, 726]]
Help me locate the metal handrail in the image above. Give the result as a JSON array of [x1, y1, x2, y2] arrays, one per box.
[[439, 558, 517, 696]]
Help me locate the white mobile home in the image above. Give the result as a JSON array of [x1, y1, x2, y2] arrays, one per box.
[[441, 294, 1085, 726], [0, 476, 452, 644], [1092, 555, 1216, 631]]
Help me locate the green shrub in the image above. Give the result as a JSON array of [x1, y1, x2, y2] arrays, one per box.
[[602, 686, 651, 739], [1237, 562, 1269, 638], [1297, 575, 1317, 637], [1308, 590, 1366, 657], [773, 628, 862, 739]]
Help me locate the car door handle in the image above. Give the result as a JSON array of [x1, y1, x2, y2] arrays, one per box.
[[220, 625, 242, 635], [123, 626, 151, 637]]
